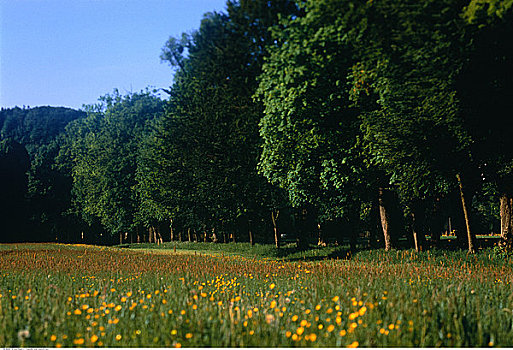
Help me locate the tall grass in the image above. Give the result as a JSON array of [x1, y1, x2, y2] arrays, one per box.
[[1, 243, 512, 347]]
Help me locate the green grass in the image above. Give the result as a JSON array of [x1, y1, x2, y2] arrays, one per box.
[[1, 243, 512, 347]]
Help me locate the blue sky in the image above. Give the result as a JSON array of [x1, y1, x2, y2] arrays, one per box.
[[0, 0, 227, 109]]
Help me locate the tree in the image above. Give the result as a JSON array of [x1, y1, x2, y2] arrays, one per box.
[[61, 90, 165, 243], [460, 0, 513, 250], [346, 0, 482, 252], [257, 0, 388, 249], [153, 1, 297, 244]]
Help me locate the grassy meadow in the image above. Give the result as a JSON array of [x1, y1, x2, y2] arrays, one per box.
[[1, 242, 513, 347]]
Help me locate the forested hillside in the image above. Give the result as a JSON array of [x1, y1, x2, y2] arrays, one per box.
[[0, 106, 86, 242], [1, 0, 512, 254]]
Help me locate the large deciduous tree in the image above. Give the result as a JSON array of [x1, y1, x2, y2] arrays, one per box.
[[61, 90, 165, 243]]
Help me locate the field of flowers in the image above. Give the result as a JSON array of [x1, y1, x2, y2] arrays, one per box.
[[1, 243, 513, 347]]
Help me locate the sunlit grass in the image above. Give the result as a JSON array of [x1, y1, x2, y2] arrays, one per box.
[[1, 243, 512, 347]]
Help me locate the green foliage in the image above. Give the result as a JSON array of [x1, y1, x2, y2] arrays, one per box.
[[149, 1, 297, 239], [256, 0, 368, 222], [61, 90, 165, 237]]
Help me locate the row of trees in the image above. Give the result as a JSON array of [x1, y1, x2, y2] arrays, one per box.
[[1, 0, 512, 253]]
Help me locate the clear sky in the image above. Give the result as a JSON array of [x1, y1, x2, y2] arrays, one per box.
[[0, 0, 228, 109]]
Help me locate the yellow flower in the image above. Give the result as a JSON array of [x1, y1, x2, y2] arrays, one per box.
[[270, 300, 277, 309], [121, 297, 127, 303], [315, 304, 321, 310], [50, 335, 57, 341], [115, 305, 122, 311], [115, 334, 122, 341], [300, 319, 308, 327], [388, 324, 395, 330], [285, 331, 292, 338], [74, 309, 82, 315], [292, 334, 299, 341], [332, 296, 339, 302], [339, 329, 347, 336], [90, 335, 98, 343], [73, 338, 84, 345], [269, 283, 275, 290], [309, 333, 317, 342], [327, 325, 335, 332], [175, 342, 182, 348], [296, 327, 305, 335], [185, 333, 193, 339], [347, 341, 359, 348], [291, 315, 298, 322]]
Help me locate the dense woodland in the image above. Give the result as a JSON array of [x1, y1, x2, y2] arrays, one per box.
[[1, 0, 512, 254]]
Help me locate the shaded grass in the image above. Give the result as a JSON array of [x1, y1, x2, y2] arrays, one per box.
[[123, 241, 353, 261]]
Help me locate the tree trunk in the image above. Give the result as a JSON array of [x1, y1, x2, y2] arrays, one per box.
[[156, 227, 163, 245], [119, 231, 123, 245], [411, 209, 425, 252], [271, 209, 280, 248], [187, 228, 192, 242], [170, 219, 174, 241], [378, 187, 393, 251], [456, 173, 475, 253], [248, 219, 254, 246], [317, 223, 326, 246], [500, 194, 513, 250]]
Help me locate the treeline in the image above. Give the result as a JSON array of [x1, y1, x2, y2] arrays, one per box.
[[1, 0, 512, 253]]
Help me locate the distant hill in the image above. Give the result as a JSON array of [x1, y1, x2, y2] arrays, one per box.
[[0, 106, 86, 157]]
